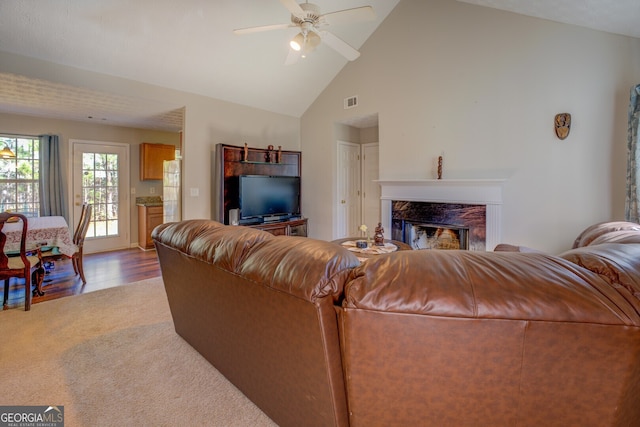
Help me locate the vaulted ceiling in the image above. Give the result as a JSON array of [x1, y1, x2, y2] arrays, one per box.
[[0, 0, 638, 132]]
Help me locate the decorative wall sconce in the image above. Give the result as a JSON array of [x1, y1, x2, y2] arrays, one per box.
[[554, 113, 571, 140]]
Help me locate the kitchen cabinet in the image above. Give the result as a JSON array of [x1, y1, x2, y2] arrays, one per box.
[[138, 205, 163, 250], [140, 143, 175, 180]]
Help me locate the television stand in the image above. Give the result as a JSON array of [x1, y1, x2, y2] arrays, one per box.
[[247, 218, 307, 237], [263, 215, 291, 223]]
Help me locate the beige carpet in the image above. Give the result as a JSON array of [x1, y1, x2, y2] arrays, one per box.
[[0, 278, 277, 427]]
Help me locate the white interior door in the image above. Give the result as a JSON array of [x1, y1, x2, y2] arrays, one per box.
[[336, 141, 361, 238], [362, 143, 380, 230], [71, 140, 130, 253]]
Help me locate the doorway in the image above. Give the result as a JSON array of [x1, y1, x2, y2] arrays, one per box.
[[336, 141, 380, 238], [361, 143, 380, 231], [71, 140, 130, 253]]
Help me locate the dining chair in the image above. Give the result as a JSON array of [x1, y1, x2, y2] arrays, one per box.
[[40, 203, 92, 284], [0, 212, 44, 311]]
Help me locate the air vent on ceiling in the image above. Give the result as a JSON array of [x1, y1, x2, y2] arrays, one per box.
[[344, 95, 358, 109]]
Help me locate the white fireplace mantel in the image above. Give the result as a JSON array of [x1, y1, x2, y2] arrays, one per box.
[[377, 179, 505, 250]]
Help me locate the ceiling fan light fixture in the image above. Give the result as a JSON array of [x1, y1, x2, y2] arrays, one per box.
[[239, 2, 373, 64], [304, 31, 321, 52], [290, 33, 304, 51]]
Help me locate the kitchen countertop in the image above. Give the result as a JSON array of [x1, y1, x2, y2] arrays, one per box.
[[136, 196, 163, 207]]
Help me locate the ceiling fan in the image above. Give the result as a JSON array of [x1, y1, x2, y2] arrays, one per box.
[[233, 0, 375, 64]]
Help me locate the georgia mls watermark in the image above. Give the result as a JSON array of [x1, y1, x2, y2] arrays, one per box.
[[0, 406, 64, 427]]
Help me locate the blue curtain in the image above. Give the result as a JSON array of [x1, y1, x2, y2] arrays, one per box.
[[39, 134, 68, 219], [626, 84, 640, 223]]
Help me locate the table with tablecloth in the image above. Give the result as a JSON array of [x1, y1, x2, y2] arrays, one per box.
[[2, 216, 76, 257]]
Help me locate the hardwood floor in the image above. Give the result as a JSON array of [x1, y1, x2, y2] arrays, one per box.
[[2, 248, 162, 310]]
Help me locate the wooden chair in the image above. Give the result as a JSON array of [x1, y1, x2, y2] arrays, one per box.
[[0, 212, 44, 311], [40, 203, 92, 284]]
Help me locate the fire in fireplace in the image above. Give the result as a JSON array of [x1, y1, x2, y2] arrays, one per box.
[[391, 201, 486, 251], [403, 222, 469, 250]]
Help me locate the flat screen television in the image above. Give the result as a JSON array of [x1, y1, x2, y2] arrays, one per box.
[[239, 175, 301, 223]]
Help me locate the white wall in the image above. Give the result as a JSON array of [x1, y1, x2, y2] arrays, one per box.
[[179, 92, 299, 220], [301, 0, 640, 252]]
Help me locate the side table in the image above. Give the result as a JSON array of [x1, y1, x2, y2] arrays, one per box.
[[331, 237, 411, 261]]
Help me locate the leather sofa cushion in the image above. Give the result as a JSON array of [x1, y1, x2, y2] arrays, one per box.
[[572, 221, 640, 248], [560, 243, 640, 311], [239, 235, 359, 301], [153, 219, 359, 302], [589, 230, 640, 245], [344, 250, 640, 325], [152, 219, 272, 270]]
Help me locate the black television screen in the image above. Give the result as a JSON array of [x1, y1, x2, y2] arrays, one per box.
[[239, 175, 300, 221]]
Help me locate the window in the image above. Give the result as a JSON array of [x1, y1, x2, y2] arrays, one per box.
[[82, 152, 119, 238], [0, 135, 40, 216]]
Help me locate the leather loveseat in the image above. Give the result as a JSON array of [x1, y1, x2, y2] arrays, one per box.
[[152, 219, 640, 427]]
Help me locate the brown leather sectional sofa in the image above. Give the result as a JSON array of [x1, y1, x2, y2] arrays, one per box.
[[152, 219, 640, 427]]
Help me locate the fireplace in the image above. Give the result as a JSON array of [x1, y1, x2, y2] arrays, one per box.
[[378, 179, 504, 251], [402, 221, 470, 250], [392, 201, 485, 250]]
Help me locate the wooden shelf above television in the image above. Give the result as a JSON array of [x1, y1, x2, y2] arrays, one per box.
[[215, 143, 302, 225]]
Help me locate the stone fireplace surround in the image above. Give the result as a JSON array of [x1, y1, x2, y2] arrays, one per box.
[[378, 179, 505, 251]]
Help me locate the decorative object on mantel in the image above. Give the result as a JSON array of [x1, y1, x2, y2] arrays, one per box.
[[437, 155, 443, 180], [554, 113, 571, 140], [243, 143, 249, 161], [276, 146, 282, 163], [374, 223, 384, 246], [265, 145, 274, 163]]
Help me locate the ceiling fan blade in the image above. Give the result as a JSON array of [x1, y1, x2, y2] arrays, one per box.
[[233, 23, 293, 35], [284, 48, 301, 66], [320, 31, 360, 61], [322, 6, 375, 26], [280, 0, 305, 20]]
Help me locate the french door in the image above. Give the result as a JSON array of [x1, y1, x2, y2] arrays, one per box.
[[71, 140, 130, 253]]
